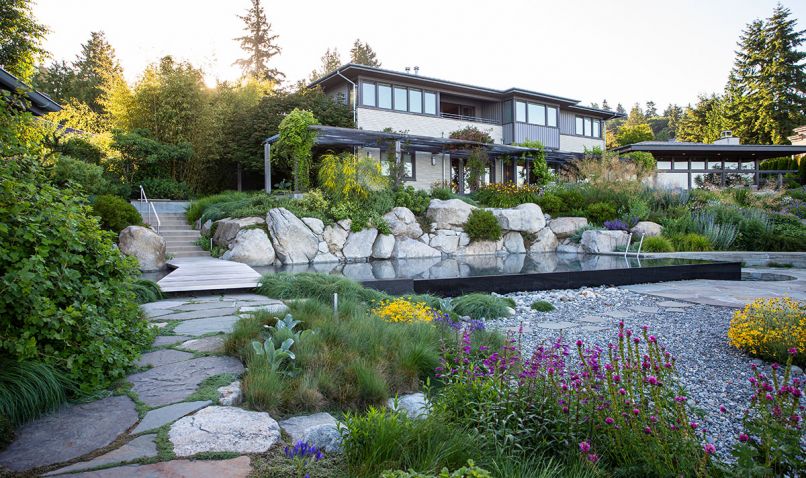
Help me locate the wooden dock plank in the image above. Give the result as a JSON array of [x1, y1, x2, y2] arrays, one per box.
[[157, 257, 262, 293]]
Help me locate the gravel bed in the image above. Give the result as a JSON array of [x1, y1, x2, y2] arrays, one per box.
[[481, 285, 803, 457]]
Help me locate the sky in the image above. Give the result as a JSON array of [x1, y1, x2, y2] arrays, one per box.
[[33, 0, 805, 111]]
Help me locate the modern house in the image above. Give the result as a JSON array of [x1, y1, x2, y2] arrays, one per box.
[[279, 64, 622, 192], [0, 66, 61, 116], [614, 131, 806, 190]]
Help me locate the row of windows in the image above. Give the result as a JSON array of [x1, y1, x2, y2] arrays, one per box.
[[575, 116, 601, 138], [361, 82, 437, 115], [514, 101, 558, 127]]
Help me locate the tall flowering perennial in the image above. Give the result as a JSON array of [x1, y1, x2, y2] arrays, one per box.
[[727, 348, 805, 476], [284, 440, 324, 478], [474, 182, 541, 208], [728, 297, 806, 366], [372, 298, 435, 323]]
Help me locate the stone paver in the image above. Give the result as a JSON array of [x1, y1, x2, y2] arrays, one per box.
[[536, 321, 578, 330], [0, 396, 137, 472], [579, 325, 608, 332], [153, 308, 237, 322], [128, 356, 243, 407], [44, 435, 157, 476], [152, 335, 192, 347], [238, 303, 289, 314], [179, 335, 225, 353], [135, 349, 193, 368], [65, 456, 251, 478], [173, 316, 240, 336], [665, 307, 687, 313], [279, 413, 341, 453], [169, 406, 280, 456], [603, 310, 635, 319], [579, 315, 607, 324], [131, 401, 211, 434], [630, 305, 660, 314], [657, 301, 694, 308], [172, 301, 236, 312]]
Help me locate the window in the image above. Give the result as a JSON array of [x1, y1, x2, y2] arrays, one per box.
[[409, 89, 422, 113], [393, 86, 407, 111], [547, 106, 557, 127], [380, 151, 414, 180], [516, 101, 527, 122], [424, 92, 437, 115], [584, 118, 592, 136], [378, 84, 392, 109], [361, 82, 375, 107], [576, 115, 602, 138], [576, 117, 584, 135], [592, 120, 600, 138], [691, 161, 705, 170], [528, 103, 545, 125]]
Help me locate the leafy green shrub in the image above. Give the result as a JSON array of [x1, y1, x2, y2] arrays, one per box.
[[186, 191, 250, 223], [298, 188, 330, 212], [537, 193, 565, 215], [530, 300, 555, 312], [451, 294, 513, 320], [132, 279, 163, 304], [58, 137, 104, 164], [341, 406, 476, 478], [258, 272, 387, 306], [0, 360, 72, 426], [473, 183, 540, 208], [91, 194, 143, 232], [395, 186, 431, 215], [138, 177, 191, 200], [464, 210, 502, 242], [51, 156, 113, 196], [691, 210, 738, 250], [585, 202, 618, 224], [623, 151, 656, 172], [670, 233, 713, 252], [430, 185, 453, 200], [0, 159, 153, 391], [382, 461, 491, 478], [639, 236, 675, 253]]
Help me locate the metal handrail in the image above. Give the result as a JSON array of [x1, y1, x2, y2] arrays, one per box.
[[139, 185, 161, 234]]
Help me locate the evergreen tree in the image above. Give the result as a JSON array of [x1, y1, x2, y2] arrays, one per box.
[[590, 102, 600, 109], [309, 47, 342, 81], [676, 95, 730, 143], [645, 101, 657, 117], [32, 60, 75, 104], [616, 103, 626, 114], [350, 39, 381, 67], [0, 0, 47, 82], [71, 32, 124, 113], [234, 0, 284, 83], [601, 99, 611, 111], [663, 104, 683, 137], [625, 103, 645, 125]]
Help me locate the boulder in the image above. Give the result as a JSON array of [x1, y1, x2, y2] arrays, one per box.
[[221, 229, 275, 266], [323, 223, 350, 254], [429, 230, 461, 254], [391, 237, 442, 259], [528, 227, 558, 254], [457, 239, 503, 256], [388, 393, 429, 419], [169, 406, 280, 456], [630, 221, 663, 238], [266, 208, 319, 264], [502, 231, 526, 253], [490, 203, 545, 233], [382, 207, 423, 238], [212, 217, 265, 246], [426, 199, 475, 230], [557, 241, 585, 254], [301, 217, 325, 237], [119, 226, 166, 272], [217, 381, 242, 406], [279, 413, 342, 453], [549, 217, 588, 239], [581, 230, 629, 254], [372, 234, 395, 259], [312, 251, 340, 263], [342, 228, 378, 261], [200, 219, 213, 236]]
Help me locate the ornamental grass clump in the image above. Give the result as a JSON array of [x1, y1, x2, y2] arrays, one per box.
[[728, 297, 805, 366], [473, 182, 540, 208], [451, 294, 514, 320], [373, 298, 435, 323]]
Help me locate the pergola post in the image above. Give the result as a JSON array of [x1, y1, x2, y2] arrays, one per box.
[[264, 142, 272, 193]]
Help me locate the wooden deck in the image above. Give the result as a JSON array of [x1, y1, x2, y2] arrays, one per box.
[[157, 257, 263, 293]]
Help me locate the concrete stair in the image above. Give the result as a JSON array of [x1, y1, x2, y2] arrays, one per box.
[[140, 210, 209, 258]]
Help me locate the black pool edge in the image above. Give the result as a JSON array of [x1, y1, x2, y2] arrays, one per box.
[[361, 261, 743, 297]]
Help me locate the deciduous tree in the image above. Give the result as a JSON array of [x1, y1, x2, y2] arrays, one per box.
[[0, 0, 47, 81], [309, 48, 342, 81]]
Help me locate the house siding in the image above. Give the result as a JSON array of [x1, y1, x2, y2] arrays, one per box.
[[559, 134, 605, 153], [512, 123, 560, 149], [357, 107, 503, 144], [559, 111, 577, 135], [357, 146, 449, 191]]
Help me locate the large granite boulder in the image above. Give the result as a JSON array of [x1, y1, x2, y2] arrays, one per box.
[[549, 217, 588, 239], [490, 203, 545, 233], [323, 223, 350, 255], [630, 221, 663, 238], [383, 207, 423, 238], [119, 226, 166, 272], [581, 230, 629, 254], [222, 228, 275, 266], [200, 219, 213, 236], [430, 229, 461, 254], [342, 228, 378, 261], [372, 234, 395, 259], [212, 217, 265, 246], [301, 217, 325, 237], [388, 393, 429, 419], [557, 240, 585, 254], [426, 199, 475, 230], [391, 237, 442, 259], [502, 231, 526, 253], [279, 413, 342, 453], [267, 208, 319, 264], [169, 406, 280, 456], [456, 239, 503, 256], [528, 227, 558, 253]]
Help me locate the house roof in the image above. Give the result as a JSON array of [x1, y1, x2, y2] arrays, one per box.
[[0, 67, 61, 116], [265, 125, 581, 163], [309, 64, 623, 120], [613, 141, 806, 161]]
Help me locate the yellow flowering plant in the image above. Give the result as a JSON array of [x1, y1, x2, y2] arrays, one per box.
[[372, 298, 435, 324], [728, 297, 805, 365]]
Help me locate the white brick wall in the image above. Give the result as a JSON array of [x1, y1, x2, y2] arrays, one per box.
[[357, 107, 503, 144], [559, 134, 605, 153], [356, 147, 449, 191]]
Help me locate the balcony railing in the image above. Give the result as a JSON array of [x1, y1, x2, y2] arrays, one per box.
[[439, 112, 501, 125]]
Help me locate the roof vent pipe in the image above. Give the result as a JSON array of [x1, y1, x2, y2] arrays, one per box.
[[414, 66, 420, 75], [405, 67, 411, 74]]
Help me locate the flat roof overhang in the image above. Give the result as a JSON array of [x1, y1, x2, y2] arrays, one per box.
[[265, 125, 580, 164], [613, 142, 806, 161], [0, 67, 61, 116]]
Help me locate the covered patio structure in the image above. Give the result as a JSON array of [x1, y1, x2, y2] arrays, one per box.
[[263, 125, 581, 193]]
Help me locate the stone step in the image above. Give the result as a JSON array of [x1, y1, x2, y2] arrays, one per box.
[[160, 229, 200, 235], [170, 251, 211, 258], [169, 245, 207, 252]]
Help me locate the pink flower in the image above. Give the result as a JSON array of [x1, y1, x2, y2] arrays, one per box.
[[648, 335, 657, 343], [587, 453, 600, 463], [650, 415, 658, 423], [704, 443, 716, 455], [643, 426, 652, 434], [605, 417, 614, 425], [579, 441, 591, 453], [675, 396, 687, 403], [576, 339, 583, 347], [619, 388, 626, 395], [647, 376, 658, 385], [719, 405, 727, 413], [739, 433, 749, 442], [690, 422, 698, 430], [613, 375, 621, 383], [632, 408, 640, 415], [789, 347, 798, 356]]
